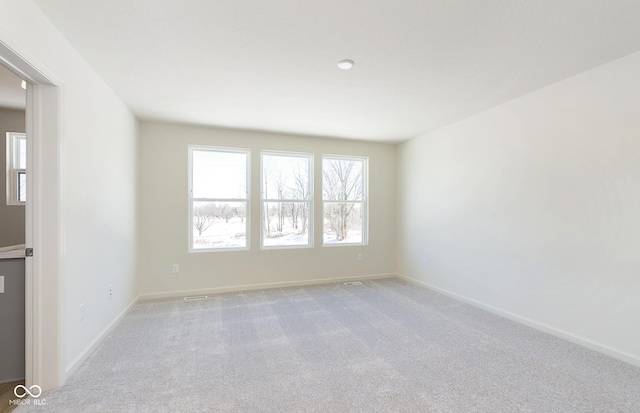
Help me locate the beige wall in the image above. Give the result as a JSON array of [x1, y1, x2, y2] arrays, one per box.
[[138, 122, 396, 297], [396, 51, 640, 365], [0, 108, 25, 247]]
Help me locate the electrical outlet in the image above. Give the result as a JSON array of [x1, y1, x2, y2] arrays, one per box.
[[80, 303, 86, 321], [108, 285, 113, 300], [172, 264, 179, 274], [357, 253, 363, 262], [421, 258, 427, 268]]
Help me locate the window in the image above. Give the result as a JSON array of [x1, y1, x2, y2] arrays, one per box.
[[322, 156, 367, 245], [261, 152, 312, 248], [6, 132, 26, 205], [189, 147, 249, 251]]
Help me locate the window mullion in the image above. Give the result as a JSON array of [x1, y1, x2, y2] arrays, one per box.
[[263, 199, 310, 203], [193, 197, 247, 202]]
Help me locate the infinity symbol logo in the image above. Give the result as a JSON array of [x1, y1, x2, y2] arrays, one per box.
[[14, 384, 42, 398]]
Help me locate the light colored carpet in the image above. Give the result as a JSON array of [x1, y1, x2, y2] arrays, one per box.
[[16, 278, 640, 412]]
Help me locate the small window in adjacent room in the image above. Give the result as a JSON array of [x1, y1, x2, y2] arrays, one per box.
[[6, 132, 26, 205], [189, 146, 249, 251], [261, 151, 313, 248], [322, 155, 368, 245]]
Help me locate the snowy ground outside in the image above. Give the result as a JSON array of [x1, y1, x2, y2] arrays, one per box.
[[193, 217, 362, 248], [193, 219, 246, 249]]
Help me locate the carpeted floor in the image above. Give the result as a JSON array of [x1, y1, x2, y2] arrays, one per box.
[[15, 278, 640, 412]]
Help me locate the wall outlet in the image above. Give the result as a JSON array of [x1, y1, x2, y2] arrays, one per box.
[[0, 276, 4, 294], [108, 285, 113, 300], [421, 258, 427, 268], [79, 303, 86, 321], [172, 264, 179, 274], [357, 253, 363, 262]]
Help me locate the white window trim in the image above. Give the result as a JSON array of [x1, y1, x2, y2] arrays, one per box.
[[6, 132, 26, 206], [188, 145, 251, 252], [260, 150, 314, 250], [322, 154, 369, 246]]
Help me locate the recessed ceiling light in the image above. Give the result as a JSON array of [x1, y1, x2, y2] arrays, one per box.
[[20, 80, 26, 90], [337, 59, 354, 70]]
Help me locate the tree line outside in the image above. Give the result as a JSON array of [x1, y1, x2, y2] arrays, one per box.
[[322, 157, 365, 244], [192, 152, 366, 248], [193, 202, 246, 236], [262, 154, 310, 246], [191, 148, 248, 249]]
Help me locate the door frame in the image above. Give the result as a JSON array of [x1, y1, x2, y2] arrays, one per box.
[[1, 35, 65, 390]]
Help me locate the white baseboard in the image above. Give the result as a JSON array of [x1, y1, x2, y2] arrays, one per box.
[[0, 377, 24, 385], [64, 296, 140, 379], [396, 273, 640, 368], [139, 273, 394, 301]]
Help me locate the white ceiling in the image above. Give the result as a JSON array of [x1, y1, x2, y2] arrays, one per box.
[[32, 0, 640, 143], [0, 64, 26, 110]]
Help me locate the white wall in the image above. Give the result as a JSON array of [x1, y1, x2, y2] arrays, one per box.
[[0, 0, 139, 377], [138, 122, 395, 297], [397, 51, 640, 364], [0, 108, 25, 247]]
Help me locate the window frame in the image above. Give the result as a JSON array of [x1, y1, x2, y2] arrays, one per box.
[[6, 132, 26, 206], [260, 150, 314, 250], [188, 145, 251, 252], [321, 155, 369, 246]]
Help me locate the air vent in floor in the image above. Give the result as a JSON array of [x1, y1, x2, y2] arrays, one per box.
[[184, 295, 208, 301], [344, 281, 363, 286]]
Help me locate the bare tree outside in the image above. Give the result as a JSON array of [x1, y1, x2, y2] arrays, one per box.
[[271, 169, 287, 232], [219, 204, 236, 223], [323, 157, 366, 244], [193, 202, 217, 235], [290, 162, 310, 235], [262, 153, 311, 246]]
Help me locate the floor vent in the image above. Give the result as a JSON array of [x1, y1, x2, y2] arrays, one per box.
[[344, 281, 363, 286], [184, 295, 208, 301]]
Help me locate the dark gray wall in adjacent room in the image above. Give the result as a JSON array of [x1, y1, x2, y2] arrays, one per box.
[[0, 258, 25, 382], [0, 108, 26, 248]]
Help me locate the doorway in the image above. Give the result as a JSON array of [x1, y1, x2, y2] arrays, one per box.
[[0, 36, 64, 391], [0, 65, 27, 411]]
